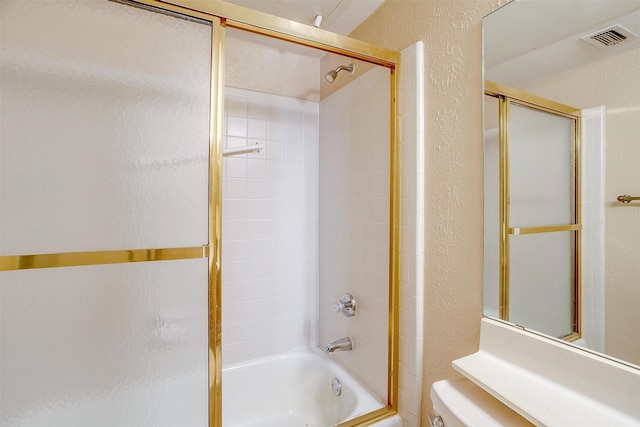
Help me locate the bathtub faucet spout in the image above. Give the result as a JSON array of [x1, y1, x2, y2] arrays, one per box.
[[324, 336, 352, 353]]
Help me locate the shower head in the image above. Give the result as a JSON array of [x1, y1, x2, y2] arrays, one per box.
[[325, 63, 355, 83]]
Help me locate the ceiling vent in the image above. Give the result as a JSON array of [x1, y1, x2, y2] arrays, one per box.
[[581, 25, 637, 48]]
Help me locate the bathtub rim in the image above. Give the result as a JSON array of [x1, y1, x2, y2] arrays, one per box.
[[221, 347, 398, 426]]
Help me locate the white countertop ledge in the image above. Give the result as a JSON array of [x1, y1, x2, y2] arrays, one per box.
[[453, 318, 640, 426]]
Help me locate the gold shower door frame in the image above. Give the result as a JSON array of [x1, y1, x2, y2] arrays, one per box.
[[485, 81, 582, 342], [0, 1, 401, 426]]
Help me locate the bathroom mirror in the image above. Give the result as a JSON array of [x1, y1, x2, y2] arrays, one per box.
[[483, 0, 640, 369]]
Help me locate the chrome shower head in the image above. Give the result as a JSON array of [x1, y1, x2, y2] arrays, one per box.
[[325, 63, 355, 83], [325, 69, 339, 83]]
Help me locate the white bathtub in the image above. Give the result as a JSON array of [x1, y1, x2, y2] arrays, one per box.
[[222, 348, 401, 427]]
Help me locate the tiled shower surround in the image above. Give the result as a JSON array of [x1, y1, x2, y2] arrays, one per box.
[[318, 66, 391, 400], [221, 87, 319, 365], [221, 69, 391, 397]]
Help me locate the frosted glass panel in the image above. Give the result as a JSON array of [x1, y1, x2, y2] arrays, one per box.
[[483, 95, 500, 317], [0, 0, 211, 255], [0, 259, 208, 427], [509, 232, 575, 338], [509, 103, 574, 227]]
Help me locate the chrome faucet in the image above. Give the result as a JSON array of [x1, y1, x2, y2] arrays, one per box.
[[324, 336, 352, 353]]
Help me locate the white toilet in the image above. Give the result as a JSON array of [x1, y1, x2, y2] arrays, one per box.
[[430, 378, 533, 426]]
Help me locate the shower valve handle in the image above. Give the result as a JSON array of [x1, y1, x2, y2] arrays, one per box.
[[332, 293, 357, 317]]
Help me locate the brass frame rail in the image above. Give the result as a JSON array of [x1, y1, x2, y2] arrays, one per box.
[[617, 195, 640, 204]]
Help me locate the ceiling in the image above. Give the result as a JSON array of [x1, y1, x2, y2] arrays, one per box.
[[223, 0, 384, 35], [484, 0, 640, 88]]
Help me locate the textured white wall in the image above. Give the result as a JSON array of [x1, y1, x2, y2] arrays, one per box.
[[226, 36, 321, 101]]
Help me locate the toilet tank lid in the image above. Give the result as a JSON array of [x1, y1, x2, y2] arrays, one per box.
[[431, 378, 533, 426]]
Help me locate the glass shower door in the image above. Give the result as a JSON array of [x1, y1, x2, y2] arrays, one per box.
[[506, 102, 580, 339], [1, 1, 211, 425], [485, 83, 582, 341]]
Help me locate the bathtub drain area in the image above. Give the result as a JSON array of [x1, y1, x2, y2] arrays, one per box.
[[332, 378, 342, 396]]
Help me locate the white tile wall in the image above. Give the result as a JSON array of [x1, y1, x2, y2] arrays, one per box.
[[397, 42, 425, 427], [318, 44, 425, 427], [580, 106, 606, 353], [319, 65, 391, 401], [221, 87, 319, 365]]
